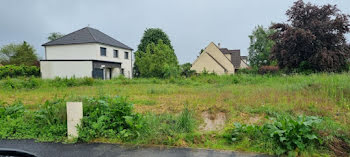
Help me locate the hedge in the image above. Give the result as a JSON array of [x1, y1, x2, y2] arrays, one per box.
[[0, 65, 40, 79]]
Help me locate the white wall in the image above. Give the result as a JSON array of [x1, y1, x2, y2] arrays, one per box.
[[40, 61, 92, 79], [45, 43, 133, 78], [46, 44, 97, 60]]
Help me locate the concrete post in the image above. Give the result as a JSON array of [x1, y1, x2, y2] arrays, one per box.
[[66, 102, 83, 140]]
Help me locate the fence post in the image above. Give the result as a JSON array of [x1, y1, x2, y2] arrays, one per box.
[[66, 102, 83, 140]]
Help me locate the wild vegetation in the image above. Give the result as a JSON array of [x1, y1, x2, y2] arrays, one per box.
[[0, 65, 40, 79], [248, 0, 350, 74], [0, 73, 349, 156]]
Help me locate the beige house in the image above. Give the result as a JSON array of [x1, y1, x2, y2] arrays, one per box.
[[191, 42, 248, 75]]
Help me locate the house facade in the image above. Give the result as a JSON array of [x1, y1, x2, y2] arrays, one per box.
[[40, 27, 133, 79], [191, 42, 248, 75]]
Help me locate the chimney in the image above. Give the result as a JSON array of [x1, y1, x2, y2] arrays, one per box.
[[218, 43, 221, 48]]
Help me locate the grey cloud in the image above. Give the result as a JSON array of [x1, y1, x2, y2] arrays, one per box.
[[0, 0, 349, 64]]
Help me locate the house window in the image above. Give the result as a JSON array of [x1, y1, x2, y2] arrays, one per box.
[[100, 47, 106, 56], [124, 52, 129, 59], [113, 50, 119, 58], [121, 69, 124, 75]]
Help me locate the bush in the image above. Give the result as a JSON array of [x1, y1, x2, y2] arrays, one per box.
[[0, 99, 67, 141], [265, 115, 322, 155], [236, 68, 258, 74], [50, 77, 94, 87], [78, 96, 143, 142], [180, 63, 196, 77], [0, 77, 41, 90], [226, 115, 322, 155], [258, 66, 279, 75], [0, 65, 40, 79]]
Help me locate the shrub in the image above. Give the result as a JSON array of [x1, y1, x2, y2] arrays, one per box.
[[1, 77, 23, 89], [258, 66, 279, 75], [0, 77, 42, 90], [0, 65, 40, 79], [226, 115, 322, 155], [180, 63, 196, 77], [22, 77, 41, 89], [236, 68, 258, 74], [34, 99, 67, 141], [78, 96, 143, 142], [80, 77, 95, 86], [50, 77, 95, 87], [265, 115, 322, 155]]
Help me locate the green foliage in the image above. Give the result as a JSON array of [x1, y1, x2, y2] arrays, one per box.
[[0, 99, 67, 141], [48, 32, 65, 41], [265, 115, 322, 155], [0, 41, 38, 66], [175, 107, 196, 133], [0, 65, 40, 79], [226, 115, 322, 155], [1, 77, 41, 90], [50, 77, 95, 87], [134, 107, 197, 144], [137, 28, 173, 53], [78, 96, 143, 142], [134, 28, 174, 77], [135, 40, 179, 78], [180, 63, 196, 77], [248, 25, 275, 69]]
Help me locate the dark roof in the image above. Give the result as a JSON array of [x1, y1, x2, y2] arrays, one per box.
[[241, 56, 248, 60], [42, 27, 133, 50], [219, 48, 241, 68]]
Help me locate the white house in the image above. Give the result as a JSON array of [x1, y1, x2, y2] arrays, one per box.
[[40, 27, 133, 79]]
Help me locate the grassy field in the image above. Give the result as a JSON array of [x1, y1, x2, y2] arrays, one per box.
[[1, 74, 350, 156]]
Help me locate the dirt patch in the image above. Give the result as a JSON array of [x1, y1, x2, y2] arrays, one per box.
[[328, 137, 350, 156], [200, 111, 226, 131]]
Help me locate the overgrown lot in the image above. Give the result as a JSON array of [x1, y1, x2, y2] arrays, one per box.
[[0, 74, 349, 156]]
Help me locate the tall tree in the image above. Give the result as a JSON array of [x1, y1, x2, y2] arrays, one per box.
[[137, 28, 173, 53], [48, 32, 65, 41], [270, 0, 350, 72], [135, 40, 179, 78], [134, 28, 174, 77], [248, 25, 275, 69], [0, 41, 38, 66], [0, 43, 17, 64]]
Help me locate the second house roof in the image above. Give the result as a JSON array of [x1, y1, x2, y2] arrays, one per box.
[[42, 27, 133, 50]]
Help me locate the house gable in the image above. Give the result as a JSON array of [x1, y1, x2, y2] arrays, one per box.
[[191, 42, 235, 74]]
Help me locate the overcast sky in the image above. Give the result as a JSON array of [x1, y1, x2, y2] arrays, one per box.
[[0, 0, 349, 64]]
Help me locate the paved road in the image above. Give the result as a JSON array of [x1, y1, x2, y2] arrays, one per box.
[[0, 140, 270, 157]]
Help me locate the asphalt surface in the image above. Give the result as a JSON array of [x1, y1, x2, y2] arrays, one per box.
[[0, 140, 271, 157]]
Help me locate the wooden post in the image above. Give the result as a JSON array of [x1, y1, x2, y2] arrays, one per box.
[[66, 102, 83, 140]]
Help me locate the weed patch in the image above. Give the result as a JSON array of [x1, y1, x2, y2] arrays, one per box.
[[225, 115, 323, 156]]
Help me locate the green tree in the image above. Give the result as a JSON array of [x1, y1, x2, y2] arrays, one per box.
[[0, 41, 38, 66], [135, 40, 179, 78], [248, 25, 275, 69], [270, 0, 350, 72], [180, 63, 195, 77], [0, 43, 17, 64], [134, 28, 174, 77], [137, 28, 173, 52], [48, 32, 65, 41]]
